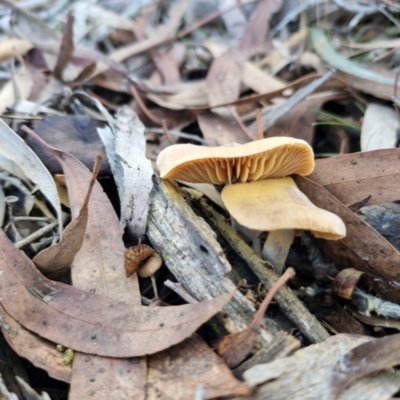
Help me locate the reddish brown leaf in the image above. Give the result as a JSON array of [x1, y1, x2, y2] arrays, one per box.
[[332, 268, 364, 300], [309, 149, 400, 207], [0, 229, 233, 357], [147, 335, 251, 399], [295, 175, 400, 304], [0, 305, 71, 383]]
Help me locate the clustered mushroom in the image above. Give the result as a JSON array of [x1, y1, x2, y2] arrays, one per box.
[[156, 137, 346, 274]]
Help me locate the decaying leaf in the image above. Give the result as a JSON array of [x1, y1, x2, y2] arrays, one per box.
[[332, 268, 365, 300], [147, 335, 251, 400], [0, 305, 71, 383], [295, 175, 400, 304], [32, 154, 100, 278], [309, 149, 400, 207], [0, 120, 62, 237], [0, 228, 233, 357], [310, 28, 400, 100], [332, 334, 400, 398], [243, 334, 400, 400]]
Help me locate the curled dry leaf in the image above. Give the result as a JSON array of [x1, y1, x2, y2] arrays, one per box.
[[0, 120, 62, 237], [332, 268, 365, 300], [82, 94, 153, 241], [295, 175, 400, 304], [125, 244, 162, 278], [32, 153, 101, 278], [0, 228, 233, 357]]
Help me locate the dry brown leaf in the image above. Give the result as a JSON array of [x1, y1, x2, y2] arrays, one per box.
[[146, 335, 251, 400], [48, 135, 147, 397], [32, 154, 100, 278], [331, 268, 365, 300], [69, 356, 146, 400], [197, 109, 251, 145], [53, 13, 74, 81], [295, 175, 400, 304], [0, 227, 233, 357], [332, 334, 400, 398], [27, 115, 110, 175], [309, 149, 400, 207], [206, 0, 282, 106], [243, 334, 400, 400], [0, 305, 71, 383]]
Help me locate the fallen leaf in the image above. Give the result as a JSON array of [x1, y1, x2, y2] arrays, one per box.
[[295, 175, 400, 304], [32, 154, 100, 278], [0, 119, 62, 237], [332, 334, 400, 398], [24, 115, 110, 175], [53, 13, 74, 81], [197, 109, 251, 146], [332, 268, 365, 300], [69, 356, 146, 400], [97, 105, 153, 241], [243, 334, 400, 400], [0, 305, 71, 383], [146, 335, 251, 399], [309, 149, 400, 207], [361, 103, 398, 151], [0, 228, 234, 357]]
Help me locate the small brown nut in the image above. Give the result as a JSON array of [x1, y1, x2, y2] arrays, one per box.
[[124, 244, 162, 278]]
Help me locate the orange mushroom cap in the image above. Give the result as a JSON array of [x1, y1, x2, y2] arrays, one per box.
[[221, 177, 346, 240], [157, 137, 315, 184]]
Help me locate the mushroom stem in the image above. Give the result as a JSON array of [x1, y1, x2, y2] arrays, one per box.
[[231, 218, 262, 256], [262, 229, 295, 275]]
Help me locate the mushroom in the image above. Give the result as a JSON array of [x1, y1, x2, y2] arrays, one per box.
[[156, 137, 346, 274], [221, 177, 346, 273]]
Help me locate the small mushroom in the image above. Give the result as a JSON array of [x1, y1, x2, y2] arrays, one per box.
[[221, 177, 346, 273], [125, 244, 162, 298], [157, 137, 346, 274]]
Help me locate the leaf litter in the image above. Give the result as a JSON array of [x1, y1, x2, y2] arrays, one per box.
[[1, 0, 400, 398]]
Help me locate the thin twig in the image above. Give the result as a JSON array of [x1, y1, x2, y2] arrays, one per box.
[[164, 279, 198, 303], [15, 221, 58, 249]]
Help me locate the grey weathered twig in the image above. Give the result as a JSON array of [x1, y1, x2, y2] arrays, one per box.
[[147, 176, 282, 341], [198, 197, 330, 343]]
